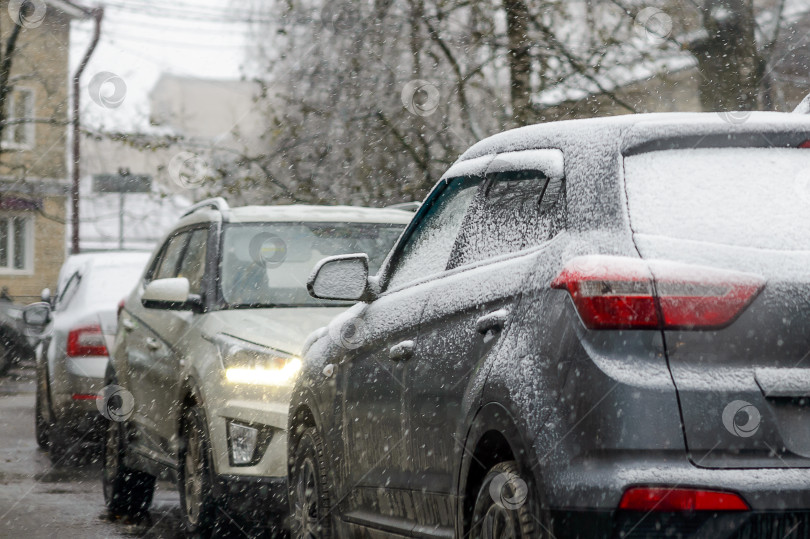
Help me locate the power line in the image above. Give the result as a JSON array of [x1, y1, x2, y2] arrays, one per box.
[[73, 25, 247, 48], [98, 0, 275, 24]]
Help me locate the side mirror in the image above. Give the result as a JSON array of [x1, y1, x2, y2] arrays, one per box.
[[23, 302, 51, 327], [308, 254, 370, 301], [142, 278, 202, 311]]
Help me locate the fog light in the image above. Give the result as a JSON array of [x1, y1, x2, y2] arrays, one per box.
[[228, 421, 259, 465]]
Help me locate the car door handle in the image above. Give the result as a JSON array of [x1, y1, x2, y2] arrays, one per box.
[[121, 318, 135, 331], [146, 337, 161, 351], [476, 309, 510, 334], [389, 340, 415, 361]]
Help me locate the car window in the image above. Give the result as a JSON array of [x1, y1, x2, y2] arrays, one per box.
[[55, 271, 81, 312], [153, 232, 189, 281], [178, 229, 208, 295], [448, 169, 566, 268], [386, 176, 482, 290]]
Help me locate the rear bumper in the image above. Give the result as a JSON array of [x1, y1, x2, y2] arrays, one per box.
[[551, 509, 810, 538], [544, 451, 810, 510], [212, 474, 288, 525]]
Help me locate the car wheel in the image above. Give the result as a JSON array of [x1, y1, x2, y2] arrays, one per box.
[[470, 461, 546, 539], [179, 405, 218, 537], [47, 423, 79, 465], [102, 418, 155, 517], [34, 368, 51, 450], [290, 426, 332, 539]]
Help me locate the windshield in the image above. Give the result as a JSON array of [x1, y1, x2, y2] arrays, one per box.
[[624, 148, 810, 251], [220, 222, 403, 308]]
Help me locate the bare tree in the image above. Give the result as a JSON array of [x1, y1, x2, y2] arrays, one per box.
[[226, 0, 803, 207]]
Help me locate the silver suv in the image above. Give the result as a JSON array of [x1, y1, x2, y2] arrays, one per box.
[[102, 198, 409, 534]]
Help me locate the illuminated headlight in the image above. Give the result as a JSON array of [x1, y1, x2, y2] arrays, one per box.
[[214, 334, 302, 387]]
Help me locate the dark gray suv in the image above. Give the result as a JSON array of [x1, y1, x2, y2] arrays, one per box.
[[288, 112, 810, 538]]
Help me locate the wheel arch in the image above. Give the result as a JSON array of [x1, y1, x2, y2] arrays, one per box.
[[177, 375, 205, 436], [457, 401, 538, 535]]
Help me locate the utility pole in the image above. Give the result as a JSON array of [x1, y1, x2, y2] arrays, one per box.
[[71, 8, 104, 254], [118, 168, 128, 249]]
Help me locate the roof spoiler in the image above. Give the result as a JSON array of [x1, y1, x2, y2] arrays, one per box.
[[793, 94, 810, 114], [181, 197, 230, 217], [386, 201, 421, 212]]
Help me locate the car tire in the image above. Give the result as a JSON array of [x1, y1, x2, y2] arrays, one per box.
[[289, 425, 332, 539], [470, 460, 546, 539], [34, 367, 51, 450], [102, 418, 155, 518], [48, 423, 79, 465], [179, 405, 218, 537]]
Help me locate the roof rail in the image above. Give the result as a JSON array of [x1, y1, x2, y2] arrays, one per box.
[[386, 201, 421, 212], [181, 197, 230, 217], [793, 94, 810, 114]]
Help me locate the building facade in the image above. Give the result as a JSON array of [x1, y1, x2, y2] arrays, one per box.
[[0, 0, 90, 302]]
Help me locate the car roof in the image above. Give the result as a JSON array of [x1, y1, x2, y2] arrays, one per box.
[[175, 204, 415, 228], [56, 251, 151, 293], [59, 251, 149, 280], [63, 251, 151, 268], [458, 111, 810, 161]]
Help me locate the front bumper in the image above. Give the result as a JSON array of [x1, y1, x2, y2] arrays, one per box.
[[213, 473, 288, 525], [206, 380, 292, 479]]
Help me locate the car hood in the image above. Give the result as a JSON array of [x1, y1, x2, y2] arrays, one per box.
[[203, 307, 348, 355]]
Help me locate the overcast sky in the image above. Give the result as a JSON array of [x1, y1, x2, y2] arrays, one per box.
[[68, 0, 257, 131]]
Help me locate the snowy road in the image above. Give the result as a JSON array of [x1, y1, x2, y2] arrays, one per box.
[[0, 362, 183, 538]]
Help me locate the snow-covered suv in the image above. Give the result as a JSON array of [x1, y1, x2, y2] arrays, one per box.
[[290, 112, 810, 538], [101, 198, 409, 534]]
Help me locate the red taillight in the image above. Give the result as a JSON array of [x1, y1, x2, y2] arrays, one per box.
[[66, 324, 108, 357], [551, 256, 765, 330], [619, 487, 749, 512], [798, 140, 810, 148]]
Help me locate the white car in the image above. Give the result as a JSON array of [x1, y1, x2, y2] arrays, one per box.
[[26, 251, 151, 463], [103, 198, 411, 533]]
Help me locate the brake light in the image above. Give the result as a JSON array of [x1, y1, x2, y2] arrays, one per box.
[[66, 324, 108, 357], [798, 140, 810, 148], [551, 256, 764, 330], [619, 487, 749, 512]]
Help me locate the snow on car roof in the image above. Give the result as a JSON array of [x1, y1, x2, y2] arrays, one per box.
[[213, 204, 413, 225], [57, 251, 151, 292], [458, 111, 810, 162]]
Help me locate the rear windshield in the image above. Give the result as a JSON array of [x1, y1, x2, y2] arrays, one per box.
[[84, 264, 146, 306], [624, 148, 810, 251]]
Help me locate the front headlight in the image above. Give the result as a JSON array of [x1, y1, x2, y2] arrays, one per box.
[[214, 334, 302, 387]]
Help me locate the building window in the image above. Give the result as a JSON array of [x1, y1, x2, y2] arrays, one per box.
[[0, 215, 32, 273], [3, 88, 34, 149]]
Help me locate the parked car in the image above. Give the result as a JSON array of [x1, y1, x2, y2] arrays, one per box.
[[289, 112, 810, 538], [0, 287, 44, 375], [102, 199, 411, 534], [24, 251, 150, 463]]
